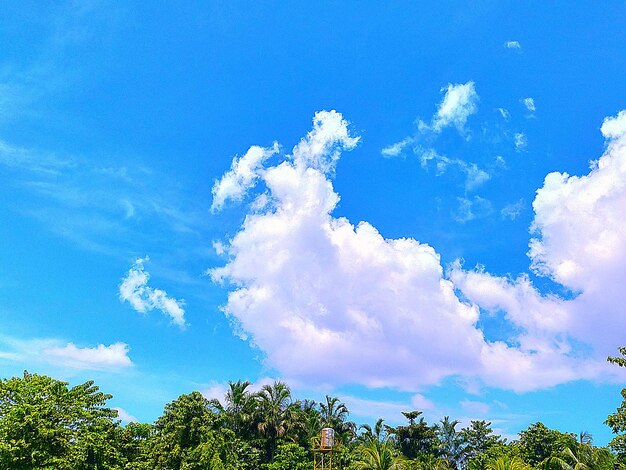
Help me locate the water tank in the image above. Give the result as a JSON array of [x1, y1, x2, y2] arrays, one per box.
[[321, 428, 335, 448]]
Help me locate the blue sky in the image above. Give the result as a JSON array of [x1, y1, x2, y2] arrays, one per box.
[[1, 1, 626, 444]]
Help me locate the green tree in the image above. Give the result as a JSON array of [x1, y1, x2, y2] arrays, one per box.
[[388, 411, 440, 461], [461, 420, 507, 470], [487, 456, 531, 470], [148, 391, 217, 469], [0, 371, 122, 470], [354, 437, 407, 470], [542, 439, 613, 470], [264, 442, 310, 470], [517, 422, 575, 467], [607, 347, 626, 463], [254, 381, 295, 461], [437, 417, 466, 469]]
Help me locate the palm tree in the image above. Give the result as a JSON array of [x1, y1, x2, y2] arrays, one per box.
[[354, 437, 407, 470], [319, 395, 356, 443], [359, 419, 389, 444], [254, 381, 294, 460], [437, 417, 466, 469], [487, 456, 531, 470], [542, 440, 613, 470]]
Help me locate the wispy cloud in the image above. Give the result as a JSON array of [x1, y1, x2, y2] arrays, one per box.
[[521, 97, 536, 115], [501, 199, 525, 220], [504, 40, 522, 50], [515, 132, 527, 151], [119, 257, 186, 328], [453, 196, 493, 223], [381, 137, 413, 158], [419, 148, 490, 191]]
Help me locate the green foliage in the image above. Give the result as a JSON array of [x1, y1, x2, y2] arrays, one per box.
[[437, 416, 466, 469], [388, 411, 440, 460], [607, 348, 626, 463], [0, 371, 617, 470], [353, 437, 407, 470], [462, 421, 508, 470], [264, 442, 309, 470], [487, 456, 531, 470], [0, 371, 122, 469], [517, 422, 575, 467]]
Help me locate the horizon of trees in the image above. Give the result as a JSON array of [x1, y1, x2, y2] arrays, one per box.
[[2, 363, 626, 469]]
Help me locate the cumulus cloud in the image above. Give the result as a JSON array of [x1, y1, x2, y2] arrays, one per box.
[[429, 82, 479, 133], [209, 110, 620, 393], [119, 257, 186, 328], [451, 109, 626, 382], [0, 336, 133, 371], [526, 110, 626, 349], [504, 41, 521, 49], [211, 142, 280, 212]]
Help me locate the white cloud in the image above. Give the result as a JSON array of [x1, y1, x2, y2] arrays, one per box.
[[501, 199, 525, 220], [0, 336, 133, 371], [450, 109, 626, 386], [453, 196, 493, 223], [114, 407, 138, 423], [498, 108, 510, 120], [211, 142, 280, 212], [43, 342, 132, 370], [210, 110, 612, 394], [504, 41, 521, 49], [515, 132, 527, 151], [526, 110, 626, 349], [522, 97, 536, 113], [431, 82, 479, 133], [381, 137, 413, 157], [419, 148, 490, 191], [119, 257, 186, 328]]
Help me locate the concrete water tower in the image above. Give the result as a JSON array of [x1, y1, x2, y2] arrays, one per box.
[[314, 427, 337, 469]]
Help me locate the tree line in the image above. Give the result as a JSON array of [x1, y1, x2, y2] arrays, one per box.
[[1, 349, 626, 469]]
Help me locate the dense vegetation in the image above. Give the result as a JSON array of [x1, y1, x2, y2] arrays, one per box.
[[1, 365, 625, 470]]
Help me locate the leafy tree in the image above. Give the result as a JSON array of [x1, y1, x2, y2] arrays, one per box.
[[148, 391, 219, 469], [517, 422, 575, 467], [607, 347, 626, 464], [0, 371, 122, 469], [264, 442, 310, 470], [388, 411, 440, 460], [461, 420, 507, 470], [118, 422, 153, 469]]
